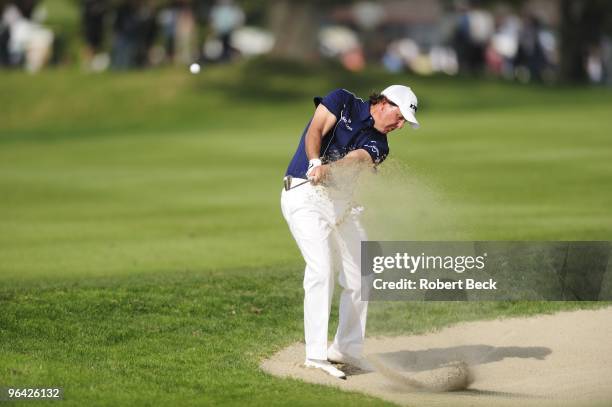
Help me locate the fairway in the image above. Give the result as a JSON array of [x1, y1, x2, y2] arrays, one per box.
[[1, 63, 611, 405]]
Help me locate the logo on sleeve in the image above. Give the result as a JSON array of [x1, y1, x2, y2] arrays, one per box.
[[363, 142, 380, 157]]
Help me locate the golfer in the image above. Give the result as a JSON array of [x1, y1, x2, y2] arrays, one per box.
[[281, 85, 420, 379]]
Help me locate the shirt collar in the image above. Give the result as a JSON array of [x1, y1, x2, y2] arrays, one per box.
[[362, 101, 386, 136], [361, 101, 374, 124]]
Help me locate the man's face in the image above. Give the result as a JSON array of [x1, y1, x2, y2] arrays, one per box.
[[373, 100, 406, 134]]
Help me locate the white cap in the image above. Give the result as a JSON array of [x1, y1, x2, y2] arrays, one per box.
[[381, 85, 420, 129]]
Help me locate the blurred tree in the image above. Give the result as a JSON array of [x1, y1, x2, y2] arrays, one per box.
[[266, 0, 318, 61], [264, 0, 352, 62]]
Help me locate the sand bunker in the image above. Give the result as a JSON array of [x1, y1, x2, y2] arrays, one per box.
[[261, 307, 612, 406]]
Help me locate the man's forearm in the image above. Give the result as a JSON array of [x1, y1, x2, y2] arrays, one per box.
[[305, 104, 337, 161], [305, 126, 323, 161], [335, 149, 374, 167], [308, 149, 372, 185]]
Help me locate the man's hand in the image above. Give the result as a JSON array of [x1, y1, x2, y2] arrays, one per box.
[[306, 158, 322, 178], [308, 164, 330, 185]]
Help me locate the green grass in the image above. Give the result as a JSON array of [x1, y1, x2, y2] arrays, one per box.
[[1, 61, 611, 405]]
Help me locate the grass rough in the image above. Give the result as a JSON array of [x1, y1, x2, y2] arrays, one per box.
[[1, 63, 611, 405]]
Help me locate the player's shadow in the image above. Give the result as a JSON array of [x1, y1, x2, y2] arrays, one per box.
[[377, 345, 551, 372]]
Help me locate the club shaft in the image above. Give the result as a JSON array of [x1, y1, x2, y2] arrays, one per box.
[[289, 179, 311, 190]]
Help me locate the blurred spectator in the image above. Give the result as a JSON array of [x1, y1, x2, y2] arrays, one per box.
[[382, 37, 457, 76], [208, 0, 244, 61], [110, 0, 157, 70], [319, 25, 364, 71], [81, 0, 109, 71], [1, 1, 54, 72], [230, 26, 274, 57], [514, 15, 550, 83], [174, 1, 195, 64], [485, 6, 520, 79], [157, 2, 178, 63], [351, 1, 385, 64], [0, 0, 608, 87], [110, 1, 138, 69], [586, 45, 603, 83], [602, 36, 612, 86], [585, 35, 612, 85], [382, 38, 418, 73], [453, 0, 494, 75], [0, 8, 9, 65], [156, 0, 196, 65]]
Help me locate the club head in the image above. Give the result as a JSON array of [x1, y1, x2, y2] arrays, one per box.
[[283, 175, 292, 191]]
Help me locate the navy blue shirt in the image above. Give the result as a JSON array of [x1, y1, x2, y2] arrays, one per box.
[[285, 89, 389, 178]]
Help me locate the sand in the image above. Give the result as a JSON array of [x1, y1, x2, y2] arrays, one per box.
[[261, 307, 612, 407]]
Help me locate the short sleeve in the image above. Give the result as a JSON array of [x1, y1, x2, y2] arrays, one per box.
[[358, 138, 389, 165], [314, 89, 350, 119]]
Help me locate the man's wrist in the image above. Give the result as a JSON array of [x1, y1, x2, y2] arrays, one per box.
[[309, 158, 322, 168], [306, 158, 322, 177]]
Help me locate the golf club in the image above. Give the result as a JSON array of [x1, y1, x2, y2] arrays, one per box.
[[283, 175, 311, 191]]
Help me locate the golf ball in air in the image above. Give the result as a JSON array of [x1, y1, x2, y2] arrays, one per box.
[[189, 63, 201, 74]]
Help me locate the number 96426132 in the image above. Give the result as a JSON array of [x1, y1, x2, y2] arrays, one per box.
[[2, 387, 63, 400]]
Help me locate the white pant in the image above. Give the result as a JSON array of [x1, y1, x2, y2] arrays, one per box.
[[281, 179, 368, 360]]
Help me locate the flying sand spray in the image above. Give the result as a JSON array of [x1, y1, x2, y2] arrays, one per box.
[[347, 160, 474, 391]]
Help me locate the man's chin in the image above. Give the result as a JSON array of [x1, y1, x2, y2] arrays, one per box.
[[375, 126, 392, 134]]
